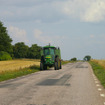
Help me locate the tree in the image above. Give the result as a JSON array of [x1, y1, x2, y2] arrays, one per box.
[[84, 55, 91, 61], [13, 42, 29, 58], [28, 44, 41, 59], [0, 21, 13, 54], [71, 57, 77, 61]]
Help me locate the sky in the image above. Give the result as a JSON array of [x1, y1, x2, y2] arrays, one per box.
[[0, 0, 105, 60]]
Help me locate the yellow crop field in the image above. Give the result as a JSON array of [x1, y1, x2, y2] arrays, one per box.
[[91, 59, 105, 68], [0, 59, 40, 73]]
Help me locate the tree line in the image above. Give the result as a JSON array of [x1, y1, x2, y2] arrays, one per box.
[[70, 55, 91, 61], [0, 21, 41, 60]]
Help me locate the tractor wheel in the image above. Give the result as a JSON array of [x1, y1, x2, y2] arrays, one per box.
[[44, 65, 47, 70], [40, 62, 43, 70], [60, 61, 62, 69], [54, 62, 58, 70]]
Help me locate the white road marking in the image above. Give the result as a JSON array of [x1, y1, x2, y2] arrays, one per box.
[[96, 84, 100, 87], [100, 94, 105, 97], [98, 88, 102, 91], [91, 68, 105, 104], [95, 81, 98, 83]]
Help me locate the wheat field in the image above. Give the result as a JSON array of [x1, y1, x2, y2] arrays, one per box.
[[0, 59, 40, 73], [91, 59, 105, 68]]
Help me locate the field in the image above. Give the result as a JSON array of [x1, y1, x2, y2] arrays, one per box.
[[0, 59, 40, 73], [91, 59, 105, 68]]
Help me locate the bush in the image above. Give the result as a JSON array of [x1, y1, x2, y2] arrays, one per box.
[[0, 51, 12, 61], [71, 57, 77, 61]]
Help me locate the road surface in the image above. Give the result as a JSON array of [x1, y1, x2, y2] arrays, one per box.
[[0, 62, 105, 105]]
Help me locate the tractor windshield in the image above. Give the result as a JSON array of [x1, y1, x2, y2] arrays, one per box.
[[44, 48, 55, 55], [44, 48, 50, 55], [50, 48, 55, 55]]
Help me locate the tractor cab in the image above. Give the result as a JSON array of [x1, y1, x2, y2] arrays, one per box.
[[44, 47, 55, 61]]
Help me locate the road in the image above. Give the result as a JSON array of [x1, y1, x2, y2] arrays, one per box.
[[0, 62, 105, 105]]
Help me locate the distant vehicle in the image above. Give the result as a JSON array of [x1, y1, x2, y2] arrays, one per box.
[[40, 44, 62, 70]]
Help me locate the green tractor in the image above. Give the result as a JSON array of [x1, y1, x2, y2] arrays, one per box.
[[40, 45, 62, 70]]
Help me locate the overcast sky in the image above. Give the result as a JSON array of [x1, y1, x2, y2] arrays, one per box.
[[0, 0, 105, 60]]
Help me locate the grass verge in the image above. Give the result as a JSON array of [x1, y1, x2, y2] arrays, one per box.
[[89, 61, 105, 88], [0, 65, 40, 82]]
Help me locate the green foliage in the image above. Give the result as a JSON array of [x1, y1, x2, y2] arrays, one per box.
[[13, 42, 29, 58], [0, 21, 13, 54], [13, 43, 41, 59], [0, 21, 41, 59], [0, 51, 12, 61], [90, 61, 105, 88], [71, 57, 77, 61], [84, 55, 91, 61], [28, 44, 41, 59]]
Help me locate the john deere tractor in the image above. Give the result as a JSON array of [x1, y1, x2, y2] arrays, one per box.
[[40, 45, 62, 70]]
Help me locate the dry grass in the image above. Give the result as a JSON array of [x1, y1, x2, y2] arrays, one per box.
[[0, 59, 40, 73], [91, 59, 105, 68]]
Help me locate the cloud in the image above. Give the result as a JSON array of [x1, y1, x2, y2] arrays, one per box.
[[1, 0, 105, 23], [34, 29, 65, 46], [2, 11, 14, 17], [0, 0, 64, 23], [34, 29, 52, 44], [82, 1, 105, 22], [54, 0, 105, 22], [8, 26, 29, 43], [90, 35, 95, 38]]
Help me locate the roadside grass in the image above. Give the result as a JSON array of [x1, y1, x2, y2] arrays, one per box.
[[0, 65, 40, 82], [89, 61, 105, 88]]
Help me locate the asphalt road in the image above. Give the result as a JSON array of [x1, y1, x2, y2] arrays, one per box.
[[0, 62, 105, 105]]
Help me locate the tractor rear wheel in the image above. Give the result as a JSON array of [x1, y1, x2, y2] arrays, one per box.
[[60, 61, 62, 69], [40, 62, 43, 70], [44, 65, 47, 70], [54, 62, 58, 70]]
